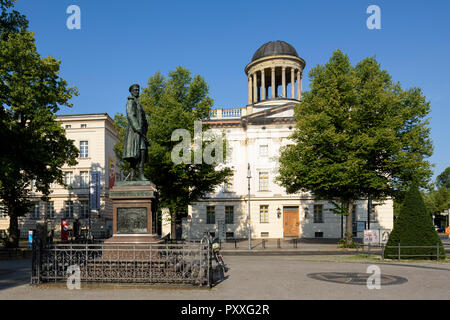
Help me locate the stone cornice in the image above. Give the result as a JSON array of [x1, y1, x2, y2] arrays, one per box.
[[245, 55, 306, 75]]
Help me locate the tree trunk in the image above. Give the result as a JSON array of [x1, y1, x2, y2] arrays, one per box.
[[345, 199, 354, 245], [170, 212, 177, 240], [8, 211, 19, 248]]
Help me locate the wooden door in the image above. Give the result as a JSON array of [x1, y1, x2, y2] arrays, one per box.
[[283, 207, 299, 237]]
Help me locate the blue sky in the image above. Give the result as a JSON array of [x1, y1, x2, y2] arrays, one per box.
[[14, 0, 450, 180]]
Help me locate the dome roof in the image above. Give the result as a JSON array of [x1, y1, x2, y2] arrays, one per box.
[[251, 41, 299, 62]]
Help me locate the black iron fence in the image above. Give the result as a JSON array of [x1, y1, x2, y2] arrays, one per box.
[[31, 241, 212, 287]]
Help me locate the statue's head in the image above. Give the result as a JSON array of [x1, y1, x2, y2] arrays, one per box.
[[129, 84, 140, 98]]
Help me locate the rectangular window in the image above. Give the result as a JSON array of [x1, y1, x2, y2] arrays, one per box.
[[46, 202, 55, 218], [315, 232, 324, 238], [206, 206, 215, 225], [64, 172, 73, 187], [80, 141, 89, 158], [65, 125, 71, 129], [259, 145, 268, 157], [260, 205, 269, 223], [65, 201, 74, 218], [261, 232, 269, 238], [81, 124, 87, 129], [80, 171, 89, 188], [314, 204, 323, 223], [259, 172, 269, 191], [30, 202, 40, 219], [80, 200, 89, 218], [225, 206, 234, 224]]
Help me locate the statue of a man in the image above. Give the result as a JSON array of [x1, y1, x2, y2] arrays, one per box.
[[123, 84, 148, 181]]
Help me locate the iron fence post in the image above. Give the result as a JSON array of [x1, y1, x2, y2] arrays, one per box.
[[208, 241, 213, 288], [437, 242, 439, 260], [398, 243, 401, 260]]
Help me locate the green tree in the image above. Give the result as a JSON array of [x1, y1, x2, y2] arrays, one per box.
[[0, 28, 79, 247], [436, 166, 450, 189], [384, 185, 445, 260], [277, 50, 433, 245], [422, 167, 450, 228], [0, 0, 28, 39], [114, 67, 231, 239]]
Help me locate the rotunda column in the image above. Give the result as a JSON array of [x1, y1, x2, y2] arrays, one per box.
[[297, 70, 301, 100], [282, 67, 286, 98], [261, 69, 266, 101], [271, 67, 276, 99], [291, 68, 295, 99], [253, 72, 258, 103], [248, 75, 252, 105]]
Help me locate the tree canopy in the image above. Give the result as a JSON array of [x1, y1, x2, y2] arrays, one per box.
[[436, 167, 450, 189], [0, 0, 28, 39], [423, 167, 450, 227], [277, 50, 433, 244], [0, 1, 79, 247]]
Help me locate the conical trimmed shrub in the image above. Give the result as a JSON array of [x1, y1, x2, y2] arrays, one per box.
[[385, 185, 445, 260]]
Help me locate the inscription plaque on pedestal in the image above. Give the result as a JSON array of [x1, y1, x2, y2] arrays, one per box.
[[117, 207, 148, 234], [105, 181, 161, 245]]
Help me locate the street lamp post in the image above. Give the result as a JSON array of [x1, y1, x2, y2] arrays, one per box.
[[247, 163, 252, 250]]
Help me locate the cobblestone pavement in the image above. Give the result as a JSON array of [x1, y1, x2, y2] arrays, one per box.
[[1, 256, 449, 300]]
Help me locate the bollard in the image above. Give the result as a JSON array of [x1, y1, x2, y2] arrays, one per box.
[[277, 239, 281, 249]]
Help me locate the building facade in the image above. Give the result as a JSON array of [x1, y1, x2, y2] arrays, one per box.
[[184, 41, 394, 240], [0, 113, 121, 239]]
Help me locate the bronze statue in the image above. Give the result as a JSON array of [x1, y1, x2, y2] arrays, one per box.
[[123, 84, 148, 181]]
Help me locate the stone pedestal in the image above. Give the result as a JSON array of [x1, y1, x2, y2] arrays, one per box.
[[104, 181, 162, 245]]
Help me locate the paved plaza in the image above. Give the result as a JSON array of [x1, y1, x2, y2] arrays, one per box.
[[0, 255, 449, 300]]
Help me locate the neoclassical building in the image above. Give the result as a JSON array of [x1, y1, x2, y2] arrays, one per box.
[[0, 113, 121, 239], [183, 41, 394, 240]]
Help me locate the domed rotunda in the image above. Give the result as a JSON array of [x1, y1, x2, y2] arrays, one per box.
[[245, 41, 306, 106]]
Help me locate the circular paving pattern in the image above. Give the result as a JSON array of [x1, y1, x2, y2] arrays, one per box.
[[307, 272, 408, 286]]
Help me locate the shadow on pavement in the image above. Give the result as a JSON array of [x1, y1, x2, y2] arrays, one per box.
[[0, 259, 31, 291]]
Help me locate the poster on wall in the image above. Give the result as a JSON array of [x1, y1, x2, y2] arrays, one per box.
[[380, 229, 391, 244], [363, 229, 380, 245], [108, 157, 115, 188], [90, 171, 100, 211]]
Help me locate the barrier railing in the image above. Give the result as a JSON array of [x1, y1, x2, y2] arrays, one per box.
[[31, 241, 211, 286], [356, 242, 448, 260]]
